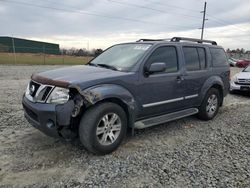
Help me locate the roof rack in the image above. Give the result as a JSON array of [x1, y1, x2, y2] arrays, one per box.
[[170, 37, 217, 45]]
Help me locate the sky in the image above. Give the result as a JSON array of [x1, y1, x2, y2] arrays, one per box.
[[0, 0, 250, 50]]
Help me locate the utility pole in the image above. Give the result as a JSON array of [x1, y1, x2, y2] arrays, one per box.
[[87, 40, 90, 62], [43, 45, 45, 65], [200, 2, 207, 40], [12, 36, 17, 64]]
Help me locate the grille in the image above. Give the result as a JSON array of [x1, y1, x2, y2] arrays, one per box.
[[41, 86, 53, 101], [26, 81, 54, 102], [237, 79, 250, 85]]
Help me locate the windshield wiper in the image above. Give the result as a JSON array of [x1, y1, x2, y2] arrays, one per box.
[[87, 62, 98, 67], [96, 63, 118, 71]]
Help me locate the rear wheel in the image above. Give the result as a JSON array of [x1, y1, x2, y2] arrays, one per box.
[[79, 102, 127, 155], [198, 88, 220, 120]]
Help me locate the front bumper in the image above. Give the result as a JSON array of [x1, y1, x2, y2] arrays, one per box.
[[230, 81, 250, 91], [22, 96, 60, 138]]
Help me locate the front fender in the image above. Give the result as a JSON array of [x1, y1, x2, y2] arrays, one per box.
[[70, 84, 137, 127]]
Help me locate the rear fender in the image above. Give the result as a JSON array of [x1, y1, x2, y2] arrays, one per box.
[[200, 76, 224, 104]]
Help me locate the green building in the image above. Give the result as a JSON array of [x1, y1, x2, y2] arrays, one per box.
[[0, 36, 60, 55]]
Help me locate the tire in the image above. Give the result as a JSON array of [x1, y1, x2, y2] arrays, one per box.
[[198, 88, 221, 120], [229, 90, 235, 94], [79, 102, 127, 155]]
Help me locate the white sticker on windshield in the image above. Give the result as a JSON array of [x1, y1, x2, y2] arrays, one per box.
[[134, 45, 151, 51]]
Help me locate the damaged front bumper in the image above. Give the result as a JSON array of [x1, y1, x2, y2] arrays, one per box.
[[22, 95, 76, 138]]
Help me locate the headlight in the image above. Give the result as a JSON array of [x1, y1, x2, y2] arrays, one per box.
[[47, 87, 69, 104]]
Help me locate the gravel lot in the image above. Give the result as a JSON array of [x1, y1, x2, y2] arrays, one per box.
[[0, 65, 249, 187]]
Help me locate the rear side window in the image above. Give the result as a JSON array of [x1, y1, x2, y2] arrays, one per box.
[[183, 47, 199, 71], [147, 46, 178, 73], [210, 48, 227, 67], [197, 48, 206, 69], [183, 47, 207, 71]]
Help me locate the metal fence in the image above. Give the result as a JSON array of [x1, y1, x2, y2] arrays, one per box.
[[0, 37, 60, 55], [0, 43, 94, 65]]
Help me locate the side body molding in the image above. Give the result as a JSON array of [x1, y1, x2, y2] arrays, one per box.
[[70, 84, 138, 128]]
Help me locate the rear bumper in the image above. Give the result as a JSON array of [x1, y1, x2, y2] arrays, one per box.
[[22, 96, 60, 138]]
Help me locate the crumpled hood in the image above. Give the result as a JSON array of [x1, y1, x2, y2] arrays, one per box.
[[31, 65, 133, 88]]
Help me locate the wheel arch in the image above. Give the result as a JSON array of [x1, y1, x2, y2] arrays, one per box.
[[200, 76, 225, 106], [70, 84, 138, 129], [94, 97, 132, 128], [210, 84, 224, 106]]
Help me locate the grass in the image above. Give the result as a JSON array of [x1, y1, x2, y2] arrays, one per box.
[[0, 53, 92, 65]]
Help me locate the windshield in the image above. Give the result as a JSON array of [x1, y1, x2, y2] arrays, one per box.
[[89, 43, 152, 71], [243, 66, 250, 72]]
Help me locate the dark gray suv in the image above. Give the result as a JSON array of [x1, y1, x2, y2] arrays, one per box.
[[22, 37, 230, 154]]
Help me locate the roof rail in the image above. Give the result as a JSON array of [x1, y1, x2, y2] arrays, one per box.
[[170, 37, 217, 45], [136, 39, 164, 42]]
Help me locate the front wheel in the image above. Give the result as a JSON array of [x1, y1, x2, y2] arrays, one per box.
[[79, 102, 127, 155], [198, 88, 220, 120]]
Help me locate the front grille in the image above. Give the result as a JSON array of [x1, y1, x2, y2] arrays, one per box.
[[236, 78, 250, 85], [41, 86, 53, 101], [235, 82, 250, 86], [26, 81, 54, 103], [23, 105, 38, 121]]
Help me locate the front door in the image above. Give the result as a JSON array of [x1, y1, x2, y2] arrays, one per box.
[[137, 45, 186, 118]]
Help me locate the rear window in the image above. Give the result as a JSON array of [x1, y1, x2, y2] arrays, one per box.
[[210, 48, 227, 67]]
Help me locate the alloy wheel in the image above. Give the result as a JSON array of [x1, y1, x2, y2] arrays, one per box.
[[206, 94, 218, 117], [96, 113, 122, 146]]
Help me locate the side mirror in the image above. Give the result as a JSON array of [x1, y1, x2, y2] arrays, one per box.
[[148, 62, 166, 74]]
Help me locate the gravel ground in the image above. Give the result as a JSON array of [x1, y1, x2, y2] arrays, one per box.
[[0, 65, 249, 188]]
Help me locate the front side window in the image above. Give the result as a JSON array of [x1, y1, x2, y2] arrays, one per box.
[[147, 46, 178, 73], [90, 43, 152, 71]]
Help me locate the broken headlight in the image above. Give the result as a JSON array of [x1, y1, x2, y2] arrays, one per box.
[[47, 87, 69, 104]]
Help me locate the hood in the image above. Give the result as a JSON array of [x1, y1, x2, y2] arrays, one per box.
[[236, 71, 250, 79], [31, 65, 133, 88]]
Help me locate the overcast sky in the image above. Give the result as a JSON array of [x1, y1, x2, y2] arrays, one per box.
[[0, 0, 250, 50]]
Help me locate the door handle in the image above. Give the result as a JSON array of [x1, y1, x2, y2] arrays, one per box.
[[176, 76, 184, 83]]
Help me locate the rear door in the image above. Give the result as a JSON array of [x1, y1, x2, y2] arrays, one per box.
[[181, 46, 210, 107]]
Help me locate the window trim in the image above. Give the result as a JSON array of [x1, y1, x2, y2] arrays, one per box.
[[197, 47, 207, 69], [144, 45, 179, 75]]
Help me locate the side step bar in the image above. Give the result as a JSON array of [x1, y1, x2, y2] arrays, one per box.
[[134, 108, 199, 129]]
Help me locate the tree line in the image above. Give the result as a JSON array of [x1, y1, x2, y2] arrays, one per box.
[[226, 48, 250, 54], [60, 48, 103, 57]]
